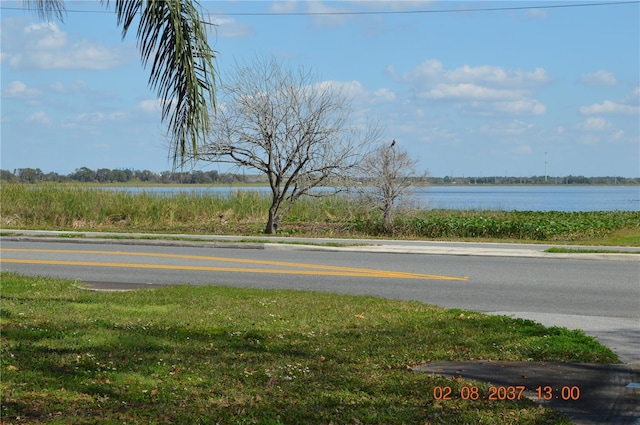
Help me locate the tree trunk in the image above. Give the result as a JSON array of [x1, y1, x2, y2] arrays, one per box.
[[265, 202, 279, 234], [382, 202, 394, 235]]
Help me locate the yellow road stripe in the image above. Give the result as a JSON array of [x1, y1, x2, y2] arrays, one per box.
[[0, 258, 444, 279], [2, 248, 416, 276], [0, 248, 468, 281]]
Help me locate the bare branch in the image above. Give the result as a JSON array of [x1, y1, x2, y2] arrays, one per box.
[[356, 141, 421, 233], [201, 56, 382, 233]]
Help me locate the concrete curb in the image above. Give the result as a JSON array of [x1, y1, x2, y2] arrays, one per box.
[[266, 242, 640, 261], [2, 230, 639, 261]]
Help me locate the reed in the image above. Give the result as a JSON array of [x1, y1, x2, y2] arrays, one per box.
[[1, 183, 638, 243]]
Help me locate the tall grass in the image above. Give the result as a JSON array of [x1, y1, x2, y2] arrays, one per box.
[[1, 184, 266, 231], [1, 183, 639, 242], [0, 184, 368, 235]]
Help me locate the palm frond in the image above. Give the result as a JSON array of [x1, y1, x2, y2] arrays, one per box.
[[25, 0, 217, 167], [110, 0, 217, 167], [23, 0, 66, 21]]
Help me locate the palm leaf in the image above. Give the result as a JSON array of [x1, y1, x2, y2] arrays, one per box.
[[110, 0, 217, 167], [23, 0, 66, 21], [25, 0, 217, 167]]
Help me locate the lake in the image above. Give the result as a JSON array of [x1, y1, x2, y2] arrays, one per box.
[[106, 185, 640, 212], [414, 185, 639, 211]]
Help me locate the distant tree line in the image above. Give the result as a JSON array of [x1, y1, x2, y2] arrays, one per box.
[[1, 168, 637, 185], [425, 175, 639, 185], [0, 167, 254, 184]]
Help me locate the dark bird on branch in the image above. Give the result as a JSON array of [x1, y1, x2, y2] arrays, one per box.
[[390, 139, 396, 147]]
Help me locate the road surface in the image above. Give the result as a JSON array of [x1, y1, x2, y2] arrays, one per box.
[[1, 237, 638, 364]]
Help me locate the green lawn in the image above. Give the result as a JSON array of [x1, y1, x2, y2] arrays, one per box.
[[1, 272, 617, 424]]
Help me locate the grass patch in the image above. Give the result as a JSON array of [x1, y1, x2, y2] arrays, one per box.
[[1, 272, 616, 424], [598, 227, 640, 246], [545, 247, 640, 254]]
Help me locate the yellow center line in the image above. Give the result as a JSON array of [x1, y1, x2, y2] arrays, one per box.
[[0, 248, 469, 281]]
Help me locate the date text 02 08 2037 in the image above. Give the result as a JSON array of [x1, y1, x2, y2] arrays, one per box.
[[432, 385, 581, 402]]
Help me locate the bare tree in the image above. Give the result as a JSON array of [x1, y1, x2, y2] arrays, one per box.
[[198, 56, 381, 234], [357, 140, 420, 233]]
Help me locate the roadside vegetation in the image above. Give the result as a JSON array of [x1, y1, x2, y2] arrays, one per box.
[[545, 247, 640, 254], [2, 183, 639, 245], [1, 272, 617, 424]]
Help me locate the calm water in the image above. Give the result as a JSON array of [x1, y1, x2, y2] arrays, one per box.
[[108, 185, 640, 212], [414, 186, 639, 212]]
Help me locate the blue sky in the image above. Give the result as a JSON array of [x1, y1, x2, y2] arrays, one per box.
[[1, 1, 639, 177]]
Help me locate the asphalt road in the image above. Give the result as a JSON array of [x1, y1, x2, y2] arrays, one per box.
[[1, 237, 638, 364]]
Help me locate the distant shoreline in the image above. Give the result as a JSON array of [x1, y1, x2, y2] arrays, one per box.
[[2, 167, 638, 186]]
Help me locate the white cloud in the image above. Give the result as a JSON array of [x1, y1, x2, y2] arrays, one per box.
[[449, 65, 548, 87], [419, 83, 525, 100], [26, 111, 52, 125], [527, 8, 548, 18], [394, 59, 548, 115], [514, 144, 533, 154], [480, 120, 535, 136], [577, 117, 612, 131], [341, 0, 437, 12], [137, 99, 163, 113], [498, 99, 546, 115], [2, 80, 41, 99], [108, 111, 128, 121], [624, 86, 640, 103], [318, 80, 369, 100], [577, 134, 601, 146], [373, 88, 397, 103], [208, 16, 254, 37], [306, 1, 351, 28], [576, 128, 627, 146], [611, 130, 624, 140], [406, 125, 461, 145], [269, 1, 432, 34], [580, 70, 618, 86], [136, 98, 178, 116], [580, 100, 640, 115], [400, 59, 549, 88], [384, 1, 436, 10], [25, 22, 66, 49], [399, 59, 442, 81], [422, 92, 546, 117], [50, 80, 89, 94], [317, 80, 395, 105], [5, 22, 130, 71], [74, 112, 106, 124], [462, 99, 546, 116], [60, 110, 128, 129], [269, 1, 299, 13]]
